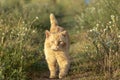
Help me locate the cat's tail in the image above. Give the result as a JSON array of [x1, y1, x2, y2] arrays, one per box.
[[50, 13, 58, 26]]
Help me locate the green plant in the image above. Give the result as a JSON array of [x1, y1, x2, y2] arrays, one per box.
[[88, 15, 120, 79], [0, 17, 43, 80]]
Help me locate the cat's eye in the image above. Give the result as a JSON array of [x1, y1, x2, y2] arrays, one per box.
[[58, 41, 64, 45]]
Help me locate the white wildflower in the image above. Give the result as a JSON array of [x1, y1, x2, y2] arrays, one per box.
[[18, 33, 20, 36], [22, 21, 25, 24], [89, 29, 93, 32], [103, 28, 107, 32], [96, 23, 99, 27], [22, 27, 25, 30], [118, 35, 120, 38], [111, 15, 115, 22], [111, 15, 115, 19], [109, 26, 112, 29], [2, 33, 5, 36], [25, 27, 27, 31], [32, 30, 36, 33], [21, 55, 24, 59], [91, 7, 95, 12], [11, 31, 13, 34], [109, 21, 112, 24], [36, 16, 39, 19], [86, 46, 88, 49]]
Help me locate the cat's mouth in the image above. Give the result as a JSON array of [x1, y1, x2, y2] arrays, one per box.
[[52, 48, 59, 51], [51, 48, 60, 51], [51, 46, 60, 51]]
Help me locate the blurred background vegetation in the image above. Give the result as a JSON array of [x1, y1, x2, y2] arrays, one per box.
[[0, 0, 120, 80]]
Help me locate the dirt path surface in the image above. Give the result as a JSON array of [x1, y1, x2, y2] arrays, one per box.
[[29, 71, 105, 80]]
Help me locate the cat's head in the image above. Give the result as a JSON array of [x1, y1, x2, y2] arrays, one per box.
[[45, 30, 67, 51]]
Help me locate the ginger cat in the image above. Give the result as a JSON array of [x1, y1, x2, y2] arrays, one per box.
[[44, 13, 70, 79]]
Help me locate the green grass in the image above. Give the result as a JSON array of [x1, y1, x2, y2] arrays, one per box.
[[0, 0, 120, 80]]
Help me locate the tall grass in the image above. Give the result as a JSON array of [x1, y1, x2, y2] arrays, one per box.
[[88, 15, 120, 79], [0, 17, 43, 79], [72, 0, 120, 79]]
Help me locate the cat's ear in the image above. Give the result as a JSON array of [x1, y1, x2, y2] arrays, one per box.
[[61, 31, 67, 36], [45, 30, 50, 38]]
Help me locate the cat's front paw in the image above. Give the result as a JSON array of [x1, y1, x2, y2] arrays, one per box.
[[59, 74, 66, 79], [49, 75, 57, 79]]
